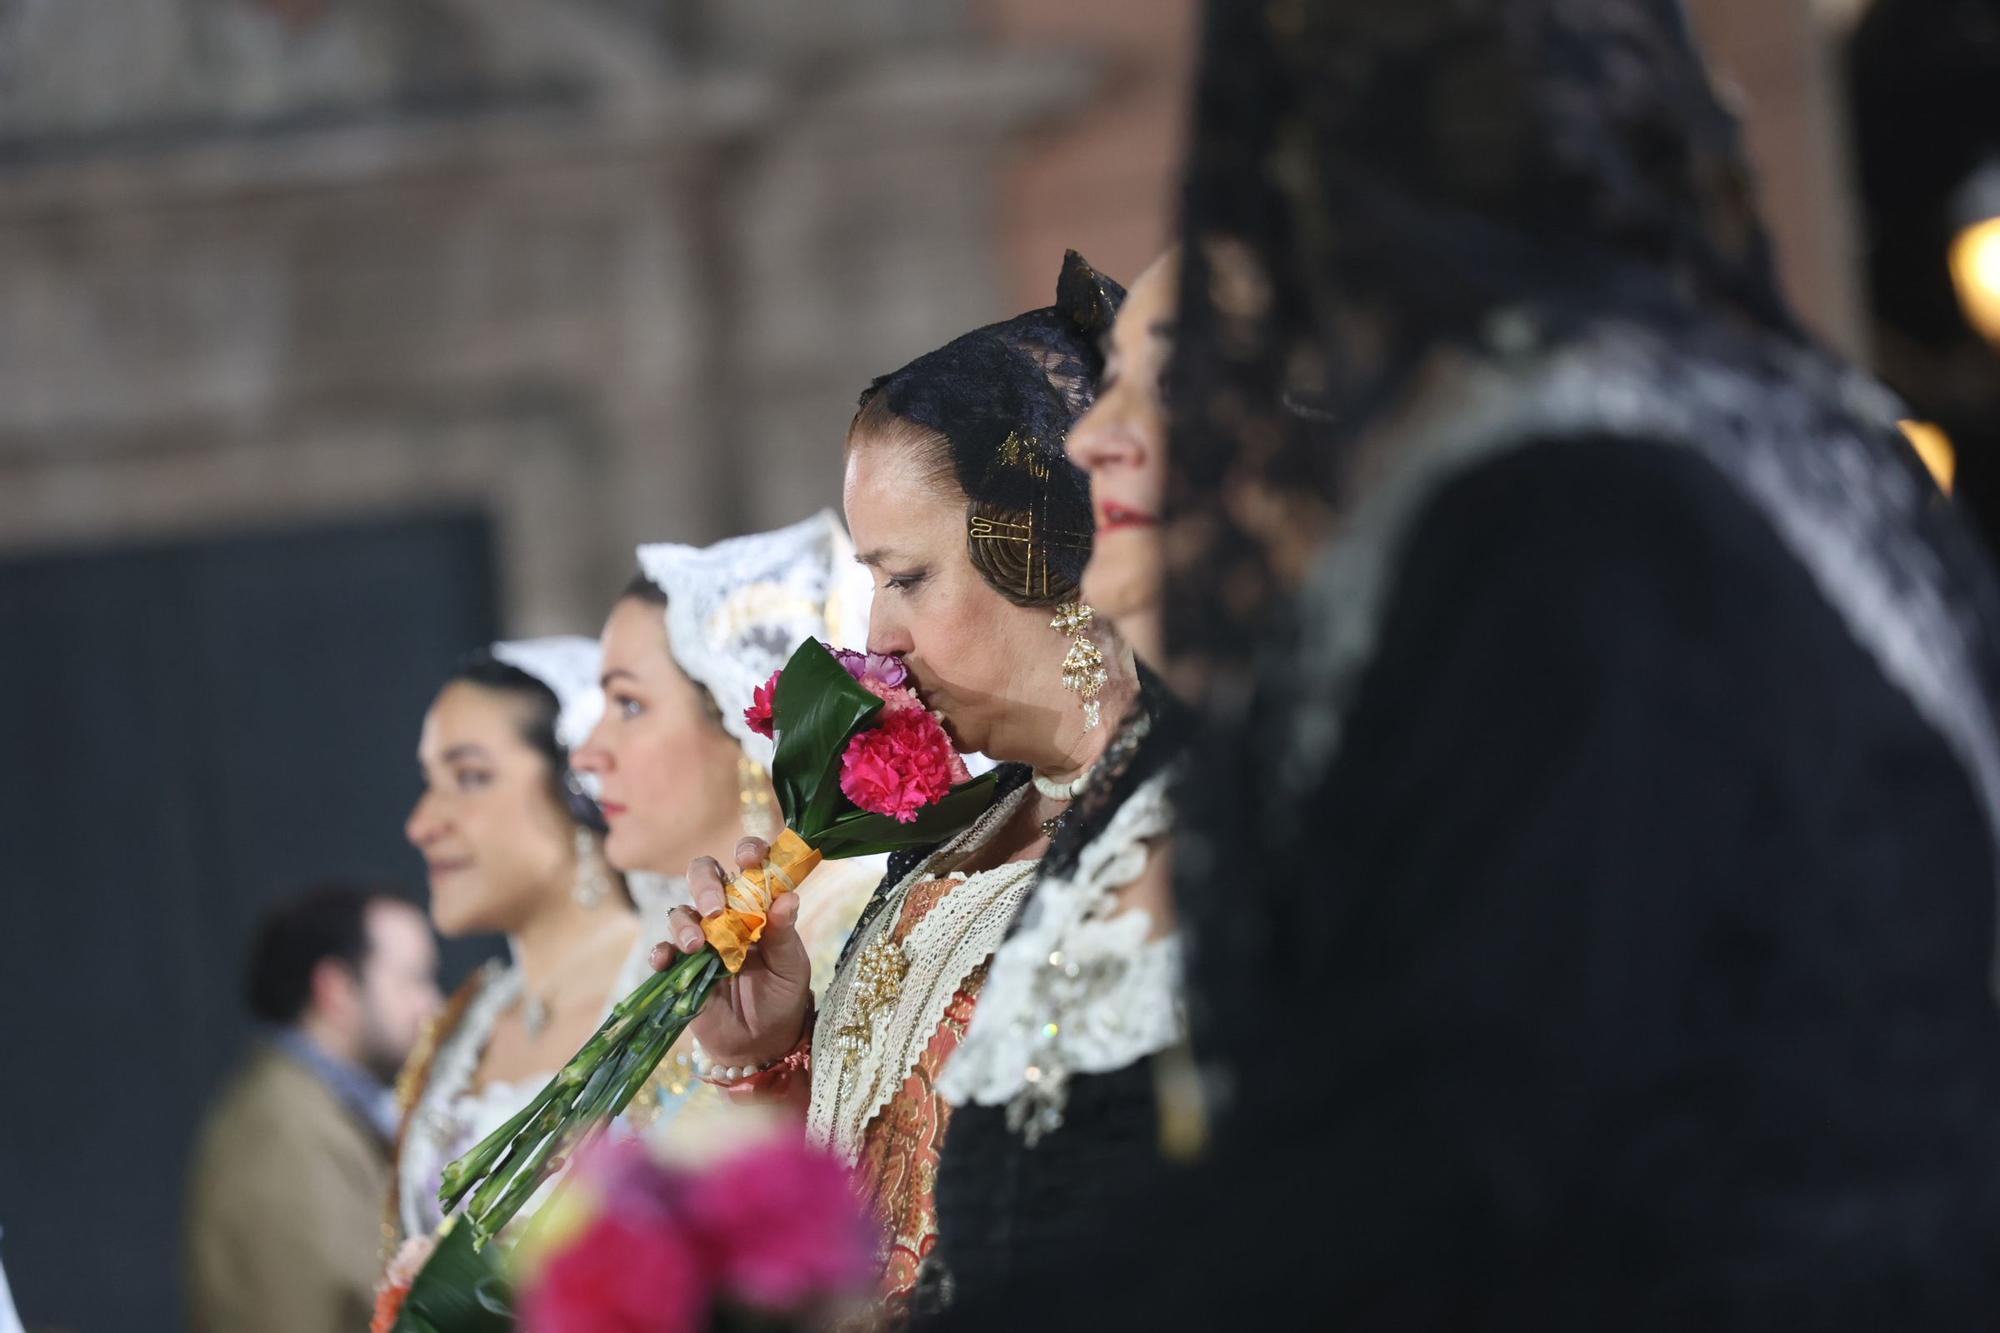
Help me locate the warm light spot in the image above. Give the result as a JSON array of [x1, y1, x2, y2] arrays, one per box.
[[1899, 419, 1957, 494], [1949, 217, 2000, 349]]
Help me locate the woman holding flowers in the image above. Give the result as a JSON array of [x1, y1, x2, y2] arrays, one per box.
[[572, 512, 882, 1033], [654, 250, 1140, 1315], [379, 521, 888, 1327]]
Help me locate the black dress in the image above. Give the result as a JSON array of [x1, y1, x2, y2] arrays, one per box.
[[928, 1062, 1160, 1311], [941, 426, 2000, 1330], [948, 0, 2000, 1321], [923, 673, 1184, 1318]]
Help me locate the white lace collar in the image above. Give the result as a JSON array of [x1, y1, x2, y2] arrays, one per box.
[[936, 769, 1182, 1142], [807, 783, 1041, 1163]]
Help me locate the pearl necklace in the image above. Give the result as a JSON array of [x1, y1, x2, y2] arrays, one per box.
[[1031, 765, 1095, 802], [1033, 764, 1095, 837]]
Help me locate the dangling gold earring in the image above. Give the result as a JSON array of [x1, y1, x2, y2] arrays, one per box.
[[572, 828, 610, 909], [738, 755, 780, 842], [1051, 601, 1108, 730]]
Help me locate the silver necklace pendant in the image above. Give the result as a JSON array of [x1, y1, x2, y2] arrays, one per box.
[[521, 992, 551, 1039]]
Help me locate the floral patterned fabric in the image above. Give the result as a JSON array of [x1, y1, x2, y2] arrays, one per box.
[[848, 877, 990, 1310]]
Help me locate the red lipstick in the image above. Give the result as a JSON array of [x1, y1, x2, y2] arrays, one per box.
[[1097, 502, 1159, 534]]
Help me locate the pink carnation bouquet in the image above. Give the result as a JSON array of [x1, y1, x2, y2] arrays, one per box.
[[748, 646, 971, 825], [423, 640, 994, 1274]]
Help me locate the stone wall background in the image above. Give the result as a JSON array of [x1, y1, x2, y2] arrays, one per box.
[[0, 0, 1125, 634], [0, 0, 1870, 636]]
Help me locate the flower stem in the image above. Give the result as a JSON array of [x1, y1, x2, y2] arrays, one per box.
[[440, 945, 728, 1243], [436, 1080, 564, 1209], [464, 1099, 564, 1222]]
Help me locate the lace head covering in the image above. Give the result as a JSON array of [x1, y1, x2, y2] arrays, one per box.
[[1166, 0, 1797, 686], [635, 510, 873, 771], [490, 636, 605, 755], [861, 249, 1125, 609]]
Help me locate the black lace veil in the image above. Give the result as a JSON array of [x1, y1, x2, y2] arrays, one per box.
[[1165, 0, 1795, 689], [861, 250, 1125, 609]]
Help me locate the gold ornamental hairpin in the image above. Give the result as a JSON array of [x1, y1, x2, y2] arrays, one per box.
[[969, 431, 1090, 597]]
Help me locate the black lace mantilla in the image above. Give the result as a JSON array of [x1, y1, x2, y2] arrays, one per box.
[[862, 251, 1125, 609]]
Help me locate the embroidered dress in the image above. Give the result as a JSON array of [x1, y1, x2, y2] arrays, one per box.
[[808, 781, 1040, 1307]]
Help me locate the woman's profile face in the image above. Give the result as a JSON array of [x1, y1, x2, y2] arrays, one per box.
[[571, 597, 742, 875], [406, 681, 575, 937], [844, 437, 1071, 764], [1066, 250, 1176, 659]]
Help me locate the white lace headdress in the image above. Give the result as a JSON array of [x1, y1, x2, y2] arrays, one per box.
[[636, 510, 873, 771], [490, 635, 605, 755]]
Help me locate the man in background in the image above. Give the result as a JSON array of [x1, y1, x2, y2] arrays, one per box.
[[185, 885, 440, 1333]]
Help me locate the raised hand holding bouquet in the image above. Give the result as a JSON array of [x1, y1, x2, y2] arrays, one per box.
[[428, 639, 993, 1255]]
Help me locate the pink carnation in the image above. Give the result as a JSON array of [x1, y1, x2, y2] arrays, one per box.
[[518, 1210, 707, 1333], [860, 677, 923, 715], [743, 669, 781, 739], [838, 707, 965, 823], [681, 1142, 874, 1311]]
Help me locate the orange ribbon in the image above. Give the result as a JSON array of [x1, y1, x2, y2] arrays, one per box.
[[700, 828, 821, 973]]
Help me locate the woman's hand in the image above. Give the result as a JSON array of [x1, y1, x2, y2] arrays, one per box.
[[650, 837, 814, 1069]]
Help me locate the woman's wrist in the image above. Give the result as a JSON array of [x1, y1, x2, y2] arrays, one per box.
[[695, 1007, 814, 1090]]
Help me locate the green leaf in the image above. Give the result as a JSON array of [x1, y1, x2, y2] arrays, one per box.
[[392, 1220, 514, 1333], [761, 638, 998, 856], [809, 773, 999, 858], [767, 640, 882, 837]]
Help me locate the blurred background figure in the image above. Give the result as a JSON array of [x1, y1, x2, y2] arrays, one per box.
[[184, 885, 439, 1333], [969, 0, 2000, 1325]]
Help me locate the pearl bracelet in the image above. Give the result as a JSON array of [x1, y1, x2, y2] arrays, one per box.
[[691, 1047, 778, 1083], [692, 1010, 814, 1090]]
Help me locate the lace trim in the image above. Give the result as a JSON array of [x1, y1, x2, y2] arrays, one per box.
[[808, 784, 1040, 1164], [938, 769, 1183, 1143], [397, 960, 514, 1239], [1278, 324, 2000, 911]]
